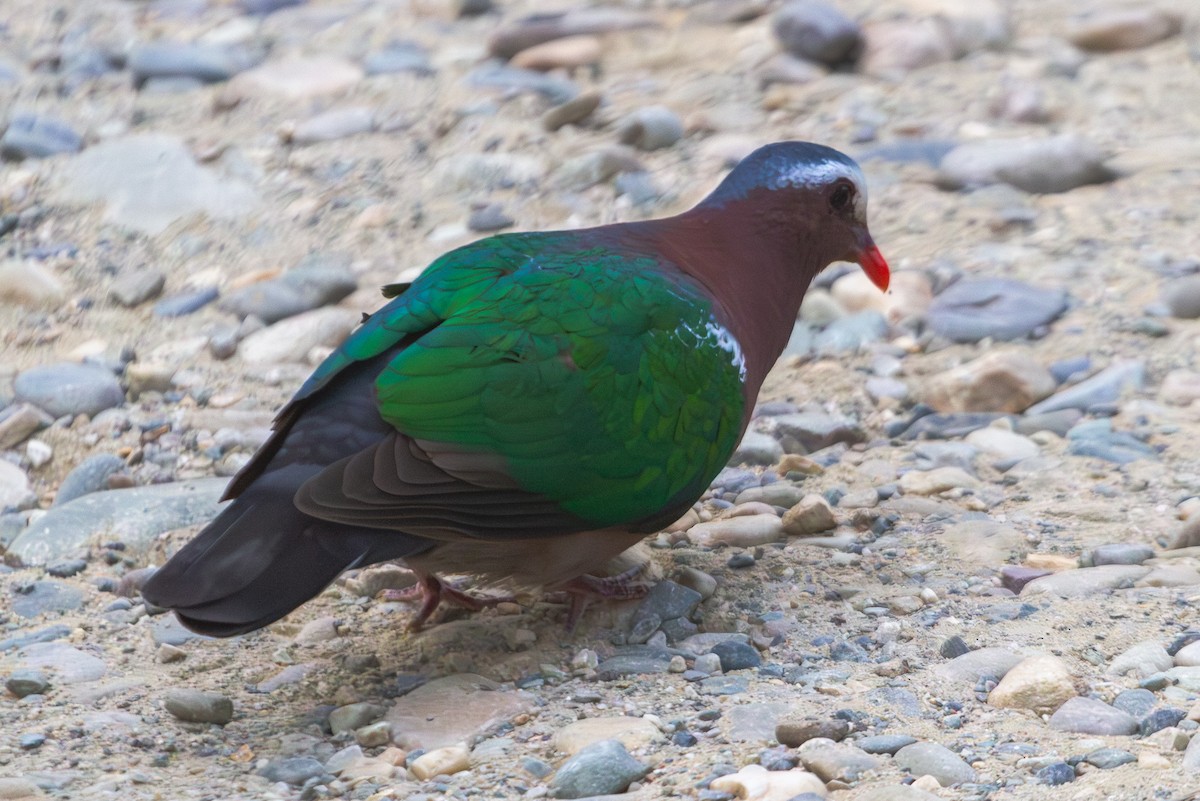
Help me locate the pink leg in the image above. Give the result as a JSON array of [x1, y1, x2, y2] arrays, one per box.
[[558, 562, 651, 632], [380, 574, 514, 631]]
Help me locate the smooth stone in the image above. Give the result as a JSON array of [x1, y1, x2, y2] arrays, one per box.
[[1140, 707, 1186, 736], [920, 349, 1056, 413], [1036, 761, 1075, 785], [10, 581, 83, 618], [0, 778, 41, 798], [710, 641, 762, 672], [54, 454, 127, 506], [14, 363, 123, 419], [781, 494, 836, 535], [1160, 369, 1200, 404], [259, 757, 328, 786], [1068, 8, 1182, 52], [238, 307, 360, 364], [385, 674, 534, 750], [109, 268, 166, 307], [698, 675, 750, 695], [329, 702, 387, 735], [0, 113, 83, 160], [1065, 419, 1156, 464], [289, 107, 375, 144], [487, 8, 656, 60], [796, 738, 880, 782], [894, 741, 976, 786], [542, 90, 602, 132], [773, 411, 865, 452], [0, 260, 66, 307], [687, 514, 784, 548], [0, 460, 31, 511], [409, 745, 470, 780], [129, 42, 251, 88], [1048, 696, 1138, 735], [776, 718, 849, 748], [163, 689, 234, 725], [898, 466, 977, 496], [772, 0, 863, 66], [988, 654, 1075, 713], [12, 642, 106, 683], [467, 205, 514, 233], [857, 734, 918, 755], [1022, 362, 1142, 419], [965, 426, 1040, 463], [511, 35, 602, 71], [595, 652, 671, 679], [154, 287, 219, 317], [926, 278, 1067, 343], [1112, 688, 1158, 718], [220, 258, 356, 324], [732, 430, 784, 466], [1021, 565, 1150, 598], [550, 739, 649, 799], [938, 134, 1116, 193], [1091, 543, 1154, 566], [225, 57, 362, 101], [860, 18, 955, 77], [1176, 642, 1200, 667], [553, 717, 663, 755], [1186, 729, 1200, 772], [999, 566, 1052, 594], [0, 624, 72, 653], [55, 134, 259, 236], [5, 668, 50, 698], [814, 310, 888, 353], [363, 41, 434, 76], [709, 765, 826, 800], [10, 478, 226, 565], [1085, 747, 1137, 770], [632, 580, 701, 626], [616, 106, 684, 151], [436, 152, 546, 192], [465, 62, 579, 105]]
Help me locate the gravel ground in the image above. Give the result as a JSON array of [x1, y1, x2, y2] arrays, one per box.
[[2, 1, 1200, 800]]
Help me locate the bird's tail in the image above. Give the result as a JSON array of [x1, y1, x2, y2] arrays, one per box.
[[140, 465, 427, 637]]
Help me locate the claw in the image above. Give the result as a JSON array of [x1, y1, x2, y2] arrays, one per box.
[[559, 562, 652, 633], [380, 574, 514, 631]]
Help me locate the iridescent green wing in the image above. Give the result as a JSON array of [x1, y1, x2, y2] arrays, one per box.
[[373, 239, 747, 529]]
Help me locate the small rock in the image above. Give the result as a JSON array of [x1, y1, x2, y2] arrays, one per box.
[[1021, 565, 1150, 597], [687, 514, 784, 547], [988, 654, 1075, 713], [732, 430, 784, 466], [224, 57, 363, 101], [772, 0, 863, 66], [1026, 361, 1145, 415], [550, 739, 649, 799], [409, 744, 471, 780], [1086, 747, 1137, 770], [938, 134, 1116, 194], [860, 19, 955, 77], [363, 41, 434, 76], [1140, 708, 1186, 737], [711, 641, 762, 672], [239, 307, 359, 364], [616, 106, 684, 151], [109, 268, 166, 307], [1091, 543, 1154, 566], [776, 718, 849, 747], [288, 107, 375, 145], [1068, 8, 1182, 52], [898, 466, 977, 496], [329, 702, 387, 735], [14, 363, 124, 419], [920, 349, 1056, 413], [1048, 696, 1138, 735], [710, 765, 826, 799], [128, 42, 251, 88], [1162, 276, 1200, 320], [926, 278, 1068, 343], [467, 205, 515, 233], [163, 689, 234, 725], [894, 741, 976, 787], [542, 90, 602, 132], [53, 454, 127, 506], [511, 35, 602, 71], [5, 668, 50, 698], [1036, 761, 1075, 785], [259, 757, 328, 786], [0, 113, 83, 160], [553, 717, 663, 755], [797, 738, 881, 782], [781, 494, 836, 535], [857, 734, 918, 755]]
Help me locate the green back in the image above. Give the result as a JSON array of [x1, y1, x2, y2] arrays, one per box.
[[299, 232, 746, 528]]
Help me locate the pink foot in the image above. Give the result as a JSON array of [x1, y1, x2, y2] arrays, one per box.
[[557, 562, 652, 632], [380, 574, 514, 631]]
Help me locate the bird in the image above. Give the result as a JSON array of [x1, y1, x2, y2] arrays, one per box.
[[141, 140, 890, 637]]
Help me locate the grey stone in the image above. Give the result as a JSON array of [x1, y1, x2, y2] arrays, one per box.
[[1048, 697, 1138, 735], [364, 41, 434, 76], [631, 580, 701, 628], [616, 106, 684, 151], [220, 257, 356, 324], [797, 739, 881, 782], [856, 734, 917, 755], [1091, 543, 1154, 566], [467, 204, 515, 232], [1065, 419, 1156, 464], [776, 718, 849, 747], [487, 8, 657, 60], [927, 278, 1067, 343], [290, 108, 375, 145], [0, 404, 53, 450], [13, 642, 106, 683], [937, 134, 1116, 193], [894, 741, 976, 786], [772, 0, 862, 66], [736, 483, 805, 507], [0, 624, 72, 653], [732, 430, 783, 466], [698, 675, 749, 695], [109, 268, 166, 307], [1111, 688, 1157, 718], [10, 581, 84, 618], [710, 641, 761, 672], [55, 134, 260, 236], [595, 651, 671, 680], [774, 411, 865, 453], [1140, 707, 1186, 737], [153, 287, 220, 318], [5, 668, 50, 698], [1084, 748, 1136, 769], [1037, 761, 1075, 785], [1022, 565, 1150, 598], [1016, 409, 1083, 437], [14, 363, 123, 419], [1025, 360, 1144, 414], [129, 42, 253, 88], [259, 756, 328, 786], [9, 478, 227, 566], [1184, 729, 1200, 772], [54, 454, 128, 506], [814, 310, 888, 353], [329, 702, 387, 735], [465, 63, 579, 105], [550, 739, 649, 799], [163, 689, 234, 724], [0, 114, 83, 161]]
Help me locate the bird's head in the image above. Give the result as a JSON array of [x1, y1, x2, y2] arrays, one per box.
[[705, 141, 890, 292]]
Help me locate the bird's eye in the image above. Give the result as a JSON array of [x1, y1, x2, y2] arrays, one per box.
[[830, 182, 854, 212]]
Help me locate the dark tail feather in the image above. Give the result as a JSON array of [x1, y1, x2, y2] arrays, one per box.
[[141, 466, 428, 637]]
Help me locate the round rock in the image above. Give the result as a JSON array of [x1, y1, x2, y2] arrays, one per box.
[[163, 689, 234, 725], [14, 363, 124, 419]]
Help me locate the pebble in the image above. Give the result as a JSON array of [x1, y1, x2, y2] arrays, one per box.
[[987, 654, 1075, 713], [687, 514, 784, 547], [1141, 707, 1186, 736], [56, 134, 259, 236], [238, 307, 359, 364], [1160, 369, 1200, 405], [894, 741, 976, 786], [464, 63, 579, 105], [5, 668, 51, 698], [1036, 761, 1075, 785], [259, 757, 329, 786], [385, 673, 534, 750], [1026, 360, 1145, 414], [14, 363, 123, 419], [163, 689, 234, 725], [616, 106, 684, 151], [553, 717, 662, 755], [550, 739, 649, 799], [109, 268, 166, 307], [732, 430, 784, 466], [711, 641, 762, 672], [1090, 543, 1154, 566], [224, 57, 363, 102], [220, 257, 356, 324], [781, 494, 836, 535], [773, 411, 865, 452], [796, 738, 881, 782], [10, 580, 83, 618], [0, 460, 32, 511], [1047, 696, 1138, 735], [487, 8, 656, 60], [965, 425, 1040, 464], [153, 287, 220, 317], [860, 19, 955, 77], [0, 113, 83, 160], [1085, 747, 1137, 770], [11, 478, 226, 565], [287, 107, 375, 145], [409, 744, 471, 780], [542, 91, 602, 133], [1112, 688, 1158, 718], [1067, 8, 1182, 52], [920, 349, 1055, 413], [0, 778, 41, 798], [674, 566, 718, 599], [709, 764, 826, 800], [1022, 565, 1149, 597], [776, 718, 849, 747], [128, 42, 251, 88], [363, 41, 434, 76], [857, 734, 917, 755], [926, 278, 1068, 343], [938, 134, 1116, 193], [12, 642, 105, 684], [772, 0, 863, 66], [53, 454, 127, 506], [1065, 419, 1156, 464], [897, 466, 977, 496], [814, 310, 888, 353], [631, 580, 701, 630], [329, 702, 387, 735], [511, 35, 602, 71], [1162, 275, 1200, 319]]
